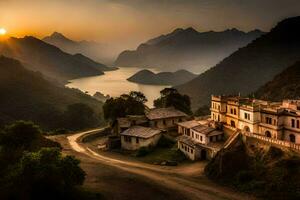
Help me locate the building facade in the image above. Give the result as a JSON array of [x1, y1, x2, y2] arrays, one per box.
[[177, 120, 224, 160], [211, 96, 300, 144]]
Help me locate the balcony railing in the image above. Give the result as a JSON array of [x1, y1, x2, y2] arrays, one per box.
[[241, 131, 300, 151]]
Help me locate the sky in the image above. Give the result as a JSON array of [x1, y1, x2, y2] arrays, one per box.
[[1, 0, 300, 49]]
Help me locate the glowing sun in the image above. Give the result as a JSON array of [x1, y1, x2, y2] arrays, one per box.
[[0, 28, 7, 35]]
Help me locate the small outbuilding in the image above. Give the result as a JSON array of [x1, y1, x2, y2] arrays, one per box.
[[120, 126, 162, 150]]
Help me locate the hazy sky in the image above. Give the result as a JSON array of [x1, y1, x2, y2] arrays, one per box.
[[1, 0, 300, 49]]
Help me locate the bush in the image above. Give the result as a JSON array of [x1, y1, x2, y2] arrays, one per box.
[[157, 135, 175, 148], [136, 147, 152, 157], [235, 170, 254, 184]]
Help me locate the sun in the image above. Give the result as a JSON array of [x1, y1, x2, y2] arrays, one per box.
[[0, 28, 7, 35]]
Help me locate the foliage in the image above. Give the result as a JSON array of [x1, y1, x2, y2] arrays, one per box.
[[136, 147, 152, 157], [0, 56, 104, 131], [194, 105, 210, 116], [103, 91, 146, 121], [63, 103, 99, 131], [205, 141, 300, 199], [157, 135, 175, 148], [1, 148, 86, 200], [154, 88, 192, 114]]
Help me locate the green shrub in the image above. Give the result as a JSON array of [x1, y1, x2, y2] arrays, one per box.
[[136, 147, 152, 157], [157, 135, 174, 148]]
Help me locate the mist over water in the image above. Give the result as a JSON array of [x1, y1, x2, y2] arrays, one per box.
[[66, 67, 170, 108]]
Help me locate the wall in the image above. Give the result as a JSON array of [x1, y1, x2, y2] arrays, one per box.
[[178, 141, 196, 160], [151, 117, 186, 129], [121, 134, 161, 150]]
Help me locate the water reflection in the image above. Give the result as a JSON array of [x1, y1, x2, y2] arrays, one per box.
[[66, 67, 170, 107]]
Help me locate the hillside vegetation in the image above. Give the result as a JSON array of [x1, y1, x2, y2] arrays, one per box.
[[177, 16, 300, 109], [205, 139, 300, 199], [256, 61, 300, 101], [0, 56, 103, 131]]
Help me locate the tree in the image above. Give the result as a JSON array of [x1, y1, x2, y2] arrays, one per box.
[[5, 148, 86, 200], [0, 121, 42, 151], [103, 91, 146, 121], [154, 88, 192, 114], [63, 103, 98, 131]]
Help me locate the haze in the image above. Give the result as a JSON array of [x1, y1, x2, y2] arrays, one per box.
[[1, 0, 300, 50]]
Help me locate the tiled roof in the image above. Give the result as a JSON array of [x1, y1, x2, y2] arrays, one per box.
[[146, 107, 187, 120], [177, 120, 200, 129], [192, 124, 222, 136], [120, 126, 161, 138], [178, 135, 223, 151], [117, 118, 131, 128]]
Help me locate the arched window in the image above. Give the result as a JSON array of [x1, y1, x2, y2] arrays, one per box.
[[265, 131, 271, 138], [289, 134, 296, 143], [244, 126, 250, 132], [230, 120, 236, 128]]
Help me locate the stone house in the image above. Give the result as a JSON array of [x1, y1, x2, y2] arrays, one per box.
[[120, 126, 161, 150], [146, 107, 188, 130]]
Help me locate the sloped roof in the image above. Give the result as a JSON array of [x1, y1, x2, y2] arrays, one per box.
[[177, 120, 200, 129], [192, 124, 223, 136], [146, 107, 187, 120], [120, 126, 161, 138]]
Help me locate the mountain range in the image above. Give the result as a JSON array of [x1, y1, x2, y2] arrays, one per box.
[[127, 69, 197, 86], [0, 36, 113, 83], [43, 32, 117, 64], [115, 28, 264, 73], [0, 56, 103, 130], [176, 16, 300, 109]]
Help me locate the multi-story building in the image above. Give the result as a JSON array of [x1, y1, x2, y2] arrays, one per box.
[[211, 95, 300, 144]]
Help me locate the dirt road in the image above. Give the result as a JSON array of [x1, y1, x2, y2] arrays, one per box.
[[52, 129, 255, 200]]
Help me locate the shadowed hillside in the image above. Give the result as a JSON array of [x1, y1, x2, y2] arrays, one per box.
[[0, 36, 112, 82], [256, 61, 300, 101], [176, 16, 300, 109], [115, 28, 263, 73], [0, 56, 104, 130]]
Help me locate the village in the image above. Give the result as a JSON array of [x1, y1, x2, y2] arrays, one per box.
[[84, 95, 300, 165]]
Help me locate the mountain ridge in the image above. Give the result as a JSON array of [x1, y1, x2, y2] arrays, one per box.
[[0, 36, 111, 82], [176, 16, 300, 109], [115, 27, 264, 72]]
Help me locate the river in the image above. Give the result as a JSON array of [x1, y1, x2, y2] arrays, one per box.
[[66, 67, 170, 107]]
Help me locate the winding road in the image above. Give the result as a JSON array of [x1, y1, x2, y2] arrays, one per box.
[[53, 128, 255, 200]]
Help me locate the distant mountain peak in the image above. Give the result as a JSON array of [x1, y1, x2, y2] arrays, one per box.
[[50, 32, 68, 39]]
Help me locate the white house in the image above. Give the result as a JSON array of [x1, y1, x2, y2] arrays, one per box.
[[120, 126, 161, 150]]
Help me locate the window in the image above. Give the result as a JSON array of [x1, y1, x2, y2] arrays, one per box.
[[124, 136, 131, 143], [244, 113, 250, 120], [231, 120, 236, 128], [163, 120, 166, 125], [136, 137, 139, 144], [292, 119, 295, 128], [230, 108, 233, 114], [290, 134, 296, 143], [192, 132, 194, 138], [234, 109, 237, 115], [297, 120, 300, 128], [181, 144, 184, 148], [266, 117, 272, 125], [200, 136, 203, 141], [191, 149, 194, 154]]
